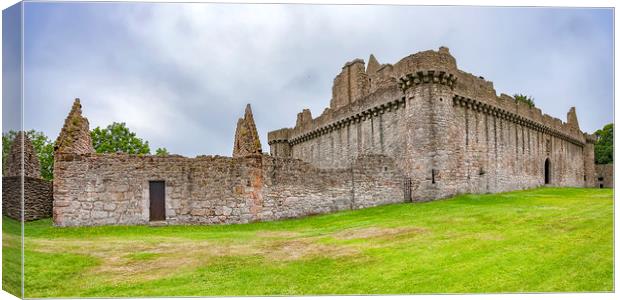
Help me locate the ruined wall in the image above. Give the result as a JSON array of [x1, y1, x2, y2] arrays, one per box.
[[53, 153, 404, 227], [6, 132, 40, 178], [55, 99, 95, 154], [2, 131, 53, 221], [261, 154, 404, 220], [330, 59, 370, 110], [270, 47, 593, 201], [3, 176, 53, 221], [595, 164, 614, 188], [233, 104, 262, 157]]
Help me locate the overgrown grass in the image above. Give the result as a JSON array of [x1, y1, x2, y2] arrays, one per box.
[[1, 187, 613, 297]]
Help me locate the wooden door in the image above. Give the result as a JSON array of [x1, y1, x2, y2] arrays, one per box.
[[149, 181, 165, 221]]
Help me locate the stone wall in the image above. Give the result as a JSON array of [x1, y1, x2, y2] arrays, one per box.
[[53, 153, 404, 227], [6, 132, 40, 178], [269, 47, 596, 201], [595, 164, 613, 188], [2, 176, 53, 221]]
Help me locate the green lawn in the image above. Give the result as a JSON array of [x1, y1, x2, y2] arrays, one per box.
[[2, 187, 614, 297]]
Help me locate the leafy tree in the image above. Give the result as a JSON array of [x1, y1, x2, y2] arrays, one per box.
[[594, 123, 613, 164], [2, 130, 54, 181], [155, 147, 169, 156], [513, 94, 535, 108], [91, 122, 150, 155]]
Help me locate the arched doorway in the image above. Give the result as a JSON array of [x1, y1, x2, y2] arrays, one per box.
[[544, 158, 551, 184]]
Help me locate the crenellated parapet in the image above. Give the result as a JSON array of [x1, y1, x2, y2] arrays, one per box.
[[584, 133, 597, 144], [289, 96, 406, 146], [398, 70, 458, 91], [453, 95, 586, 146]]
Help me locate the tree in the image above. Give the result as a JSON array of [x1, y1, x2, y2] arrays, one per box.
[[594, 123, 613, 164], [2, 130, 54, 181], [513, 94, 535, 108], [91, 122, 150, 155], [155, 147, 169, 156]]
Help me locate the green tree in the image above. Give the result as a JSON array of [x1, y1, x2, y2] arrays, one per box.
[[513, 94, 535, 108], [155, 147, 169, 156], [91, 122, 150, 154], [594, 123, 613, 164], [2, 130, 54, 181]]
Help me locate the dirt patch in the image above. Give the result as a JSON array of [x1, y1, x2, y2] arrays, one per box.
[[263, 237, 358, 261], [331, 227, 428, 240], [255, 231, 300, 238], [27, 234, 359, 284]]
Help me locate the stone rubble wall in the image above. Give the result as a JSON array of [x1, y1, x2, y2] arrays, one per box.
[[6, 132, 41, 178], [53, 153, 404, 227], [595, 164, 614, 188], [2, 176, 53, 221]]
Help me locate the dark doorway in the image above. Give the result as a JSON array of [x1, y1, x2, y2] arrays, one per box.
[[544, 158, 551, 184], [149, 181, 166, 221]]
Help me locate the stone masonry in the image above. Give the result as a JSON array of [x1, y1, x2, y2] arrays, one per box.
[[269, 47, 599, 202], [53, 47, 601, 227], [53, 101, 402, 226], [233, 104, 262, 157], [2, 132, 53, 221], [595, 164, 613, 188]]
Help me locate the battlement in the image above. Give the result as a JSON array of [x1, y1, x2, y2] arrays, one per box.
[[267, 128, 291, 145]]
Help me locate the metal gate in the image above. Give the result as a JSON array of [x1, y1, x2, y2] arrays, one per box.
[[403, 177, 412, 202]]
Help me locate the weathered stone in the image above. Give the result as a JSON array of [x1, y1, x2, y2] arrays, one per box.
[[2, 132, 53, 221], [103, 203, 116, 211], [6, 132, 41, 178], [595, 164, 613, 188], [232, 104, 262, 157], [55, 98, 95, 155]]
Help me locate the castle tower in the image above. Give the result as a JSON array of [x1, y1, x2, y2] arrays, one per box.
[[54, 98, 95, 154], [397, 46, 459, 201], [268, 128, 291, 157], [584, 133, 597, 187], [233, 104, 262, 157], [6, 131, 41, 178]]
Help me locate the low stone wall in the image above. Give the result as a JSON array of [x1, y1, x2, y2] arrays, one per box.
[[261, 154, 404, 220], [595, 164, 614, 188], [2, 176, 53, 221], [53, 153, 405, 227]]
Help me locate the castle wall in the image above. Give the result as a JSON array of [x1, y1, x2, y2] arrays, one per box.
[[271, 47, 593, 202], [53, 153, 404, 227], [288, 86, 407, 169], [595, 164, 614, 188]]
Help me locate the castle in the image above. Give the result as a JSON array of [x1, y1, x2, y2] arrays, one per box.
[[51, 47, 598, 227]]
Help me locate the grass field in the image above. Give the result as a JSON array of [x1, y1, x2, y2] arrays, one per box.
[[2, 187, 614, 297]]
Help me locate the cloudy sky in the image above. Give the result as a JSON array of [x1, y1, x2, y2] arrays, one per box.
[[9, 2, 615, 156]]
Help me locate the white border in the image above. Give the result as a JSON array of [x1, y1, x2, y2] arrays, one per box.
[[0, 1, 616, 300]]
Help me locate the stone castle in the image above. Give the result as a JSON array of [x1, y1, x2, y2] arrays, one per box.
[[50, 47, 599, 227]]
